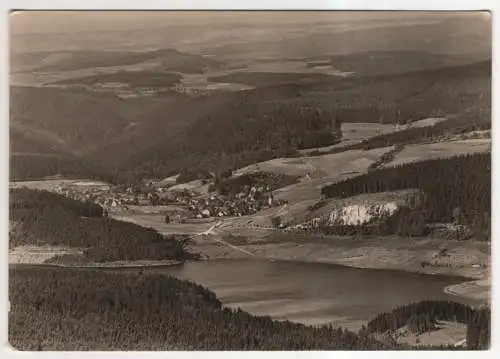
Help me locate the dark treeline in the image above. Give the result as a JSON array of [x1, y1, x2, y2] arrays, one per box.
[[9, 267, 396, 350], [10, 188, 104, 218], [366, 300, 490, 350], [321, 153, 491, 239], [367, 145, 405, 171], [186, 102, 341, 153], [9, 154, 116, 184], [9, 189, 194, 262], [467, 307, 491, 350]]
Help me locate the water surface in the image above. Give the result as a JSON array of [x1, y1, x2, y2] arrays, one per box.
[[138, 259, 477, 329]]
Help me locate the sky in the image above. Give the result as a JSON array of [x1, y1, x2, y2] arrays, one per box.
[[10, 11, 488, 35]]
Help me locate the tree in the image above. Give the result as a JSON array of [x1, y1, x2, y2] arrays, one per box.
[[220, 169, 233, 180], [149, 193, 160, 206], [407, 313, 436, 334]]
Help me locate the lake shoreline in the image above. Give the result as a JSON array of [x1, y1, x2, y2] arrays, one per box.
[[188, 235, 490, 305], [9, 233, 490, 306]]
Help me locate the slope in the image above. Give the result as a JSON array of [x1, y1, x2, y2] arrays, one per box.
[[9, 188, 194, 262]]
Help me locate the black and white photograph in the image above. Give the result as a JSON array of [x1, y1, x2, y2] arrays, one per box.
[[7, 10, 492, 351]]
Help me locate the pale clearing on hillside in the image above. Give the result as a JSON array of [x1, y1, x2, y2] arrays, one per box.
[[394, 321, 467, 348], [9, 245, 81, 264], [168, 179, 210, 194], [153, 174, 180, 187], [303, 189, 422, 226], [112, 214, 215, 235], [328, 202, 399, 226], [9, 179, 111, 191], [235, 146, 394, 179], [383, 139, 491, 168], [340, 122, 398, 141], [407, 117, 447, 128], [298, 117, 447, 155]]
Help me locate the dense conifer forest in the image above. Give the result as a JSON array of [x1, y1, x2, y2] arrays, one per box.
[[122, 102, 340, 180], [9, 189, 194, 262], [321, 153, 491, 239], [9, 154, 114, 183]]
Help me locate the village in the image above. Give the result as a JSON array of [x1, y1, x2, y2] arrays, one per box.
[[52, 172, 292, 223]]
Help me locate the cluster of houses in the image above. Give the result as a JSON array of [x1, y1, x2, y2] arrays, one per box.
[[51, 177, 288, 221], [146, 183, 289, 220], [182, 190, 288, 220]]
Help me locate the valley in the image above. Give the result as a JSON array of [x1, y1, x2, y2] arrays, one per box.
[[7, 11, 491, 351]]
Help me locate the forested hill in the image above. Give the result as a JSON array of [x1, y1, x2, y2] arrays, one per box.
[[9, 153, 114, 183], [121, 102, 340, 180], [321, 153, 491, 239], [9, 189, 195, 262], [10, 85, 341, 183]]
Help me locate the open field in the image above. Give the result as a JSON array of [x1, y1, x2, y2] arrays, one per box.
[[10, 61, 164, 87], [383, 139, 491, 167], [112, 214, 215, 235], [8, 245, 82, 264], [268, 147, 394, 202], [394, 321, 467, 348], [7, 245, 182, 269], [298, 118, 447, 155], [9, 179, 111, 191], [235, 146, 393, 179], [167, 179, 211, 193], [125, 205, 188, 215], [340, 122, 398, 141]]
